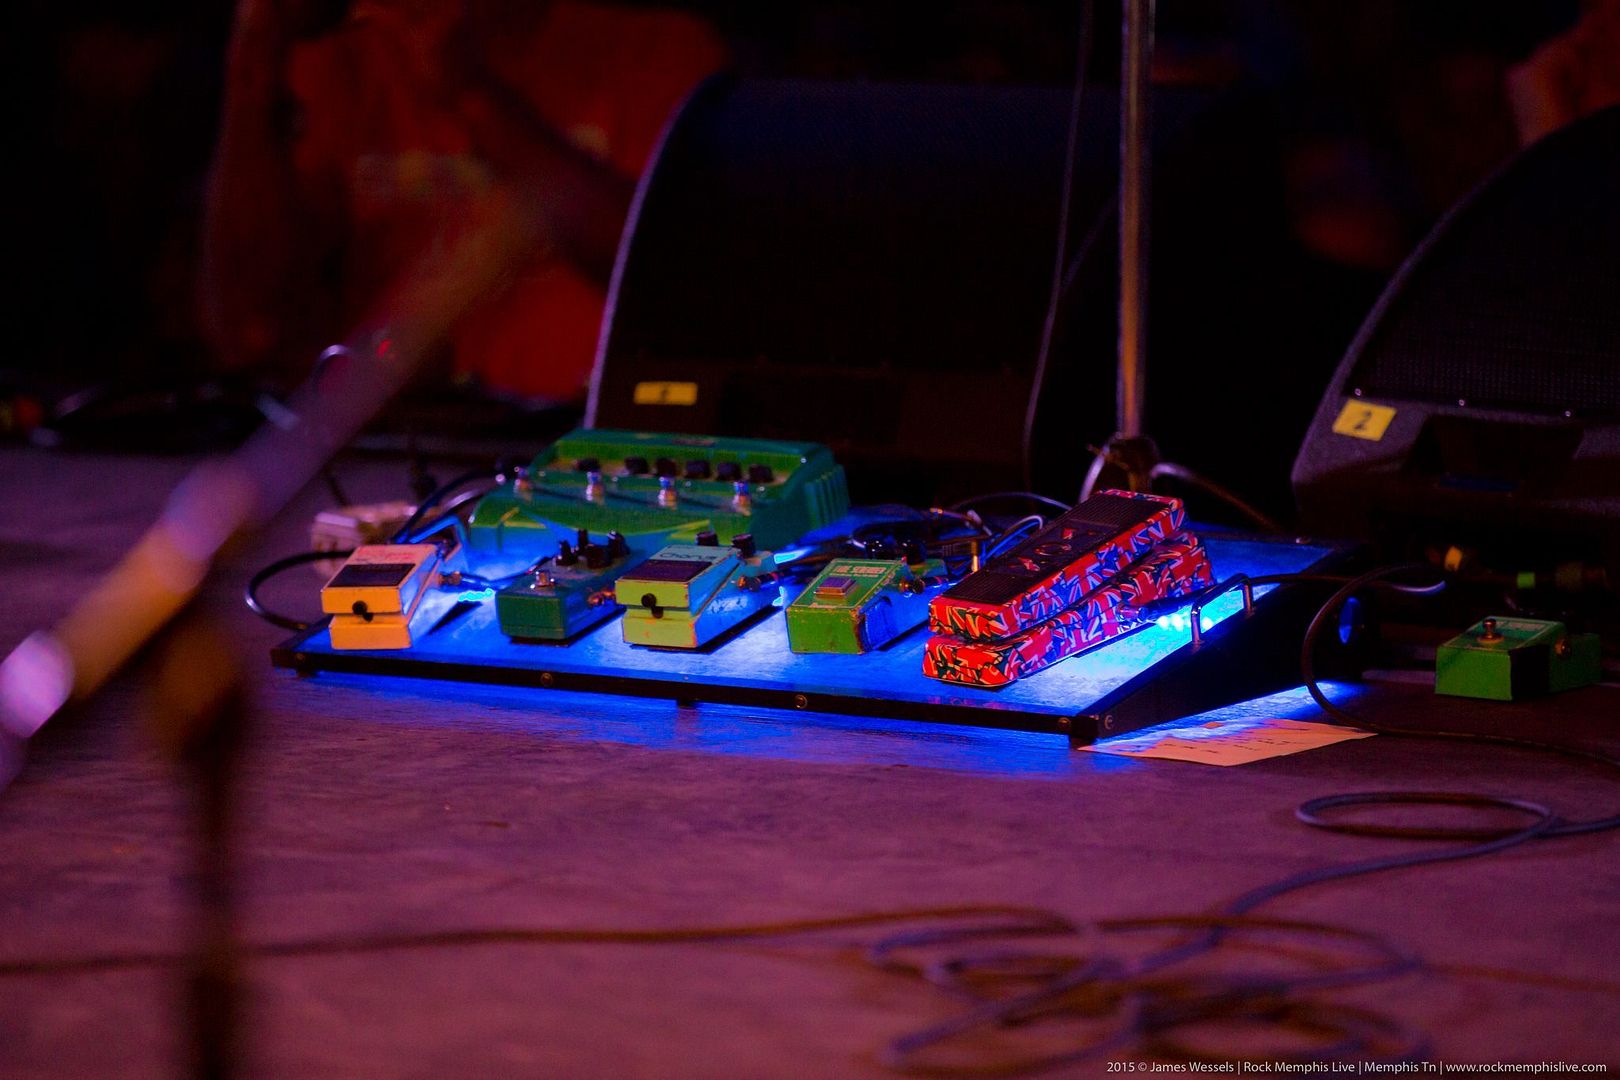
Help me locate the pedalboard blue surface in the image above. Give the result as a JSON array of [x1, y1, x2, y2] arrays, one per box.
[[273, 533, 1343, 745]]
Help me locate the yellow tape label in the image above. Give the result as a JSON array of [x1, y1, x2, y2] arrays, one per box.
[[633, 381, 699, 406], [1332, 400, 1396, 441]]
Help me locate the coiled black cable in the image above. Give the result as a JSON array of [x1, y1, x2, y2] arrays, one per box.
[[870, 564, 1620, 1073], [392, 467, 500, 543], [244, 548, 353, 632]]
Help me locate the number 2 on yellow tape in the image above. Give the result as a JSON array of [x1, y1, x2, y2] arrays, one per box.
[[1332, 400, 1396, 441]]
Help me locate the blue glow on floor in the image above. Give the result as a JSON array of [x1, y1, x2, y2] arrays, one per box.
[[288, 667, 1372, 777]]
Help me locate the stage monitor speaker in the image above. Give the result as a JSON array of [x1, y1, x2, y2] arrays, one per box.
[[1292, 105, 1620, 572], [586, 77, 1277, 504]]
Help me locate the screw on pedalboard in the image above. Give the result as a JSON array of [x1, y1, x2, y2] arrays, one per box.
[[539, 672, 555, 687], [793, 694, 809, 710]]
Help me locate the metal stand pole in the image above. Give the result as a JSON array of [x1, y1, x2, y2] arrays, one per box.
[[148, 616, 250, 1080], [1118, 0, 1153, 441], [1086, 0, 1161, 497]]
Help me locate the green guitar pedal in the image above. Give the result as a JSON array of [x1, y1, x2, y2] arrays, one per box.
[[785, 556, 948, 654], [494, 531, 631, 641], [467, 429, 848, 558], [616, 534, 779, 649], [1435, 616, 1601, 701]]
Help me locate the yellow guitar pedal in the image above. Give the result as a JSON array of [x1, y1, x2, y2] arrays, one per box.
[[321, 544, 444, 650]]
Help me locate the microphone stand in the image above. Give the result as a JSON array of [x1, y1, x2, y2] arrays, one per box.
[[0, 100, 557, 1074], [1085, 0, 1162, 496]]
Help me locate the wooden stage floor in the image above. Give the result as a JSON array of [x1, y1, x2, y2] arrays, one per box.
[[1, 449, 1616, 1077]]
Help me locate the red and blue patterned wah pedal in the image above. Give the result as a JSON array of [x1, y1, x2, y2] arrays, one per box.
[[922, 490, 1215, 688], [923, 534, 1213, 687], [928, 489, 1185, 641]]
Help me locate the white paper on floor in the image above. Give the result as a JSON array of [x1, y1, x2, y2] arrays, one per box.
[[1081, 716, 1374, 766]]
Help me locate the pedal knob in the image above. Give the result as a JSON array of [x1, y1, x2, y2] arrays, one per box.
[[684, 459, 712, 480], [623, 455, 649, 475], [656, 475, 678, 507], [574, 456, 600, 473], [556, 540, 578, 566], [732, 533, 757, 558], [715, 462, 742, 482], [655, 457, 679, 478], [695, 530, 720, 547], [746, 464, 775, 484]]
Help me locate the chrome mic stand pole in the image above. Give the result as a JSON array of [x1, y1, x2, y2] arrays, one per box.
[[1084, 0, 1160, 496], [1118, 0, 1153, 445]]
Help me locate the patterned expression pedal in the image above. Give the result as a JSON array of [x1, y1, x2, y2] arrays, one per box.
[[928, 490, 1184, 641], [923, 537, 1214, 687]]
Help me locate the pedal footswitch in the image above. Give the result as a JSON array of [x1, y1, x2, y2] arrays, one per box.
[[615, 534, 779, 649], [321, 543, 444, 650]]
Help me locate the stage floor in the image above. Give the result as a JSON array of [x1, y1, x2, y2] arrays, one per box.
[[1, 449, 1616, 1077]]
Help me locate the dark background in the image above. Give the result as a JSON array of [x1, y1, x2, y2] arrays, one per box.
[[0, 1, 1584, 511]]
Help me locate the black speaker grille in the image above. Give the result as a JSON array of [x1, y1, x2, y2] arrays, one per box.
[[1348, 108, 1620, 418]]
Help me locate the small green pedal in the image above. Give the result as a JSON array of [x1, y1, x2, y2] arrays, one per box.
[[495, 532, 630, 641], [1435, 616, 1601, 701], [616, 535, 779, 649], [785, 557, 947, 654]]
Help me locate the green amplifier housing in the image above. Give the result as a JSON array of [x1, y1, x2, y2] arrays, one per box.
[[467, 429, 848, 558], [1435, 616, 1601, 701], [785, 557, 948, 655], [493, 534, 631, 641], [615, 540, 779, 649]]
